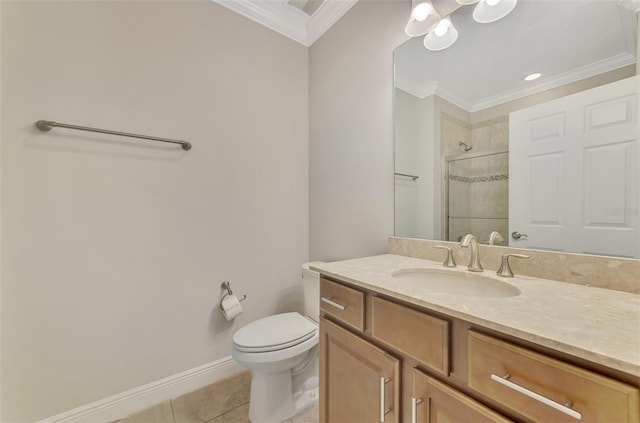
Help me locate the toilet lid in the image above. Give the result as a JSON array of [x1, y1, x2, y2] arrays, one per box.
[[233, 312, 317, 352]]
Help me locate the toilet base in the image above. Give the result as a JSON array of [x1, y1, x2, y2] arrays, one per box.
[[248, 372, 318, 423], [291, 379, 318, 416]]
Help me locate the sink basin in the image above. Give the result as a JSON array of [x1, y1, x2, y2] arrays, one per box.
[[391, 268, 520, 298]]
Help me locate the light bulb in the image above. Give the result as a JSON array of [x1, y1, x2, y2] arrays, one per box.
[[424, 17, 457, 50], [473, 0, 516, 23], [413, 3, 433, 21], [433, 20, 449, 37]]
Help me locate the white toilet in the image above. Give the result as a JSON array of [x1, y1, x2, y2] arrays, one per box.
[[232, 263, 321, 423]]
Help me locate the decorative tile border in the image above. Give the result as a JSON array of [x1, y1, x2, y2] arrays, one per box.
[[449, 174, 509, 183]]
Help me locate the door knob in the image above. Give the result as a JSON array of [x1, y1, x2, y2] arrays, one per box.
[[511, 231, 528, 240]]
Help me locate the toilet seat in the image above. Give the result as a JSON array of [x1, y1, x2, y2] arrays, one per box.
[[233, 312, 317, 353]]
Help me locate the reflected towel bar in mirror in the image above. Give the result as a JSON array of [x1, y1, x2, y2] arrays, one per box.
[[35, 120, 192, 151], [395, 172, 419, 181]]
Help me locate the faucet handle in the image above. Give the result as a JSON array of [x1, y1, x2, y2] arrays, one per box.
[[434, 246, 457, 268], [497, 254, 530, 278]]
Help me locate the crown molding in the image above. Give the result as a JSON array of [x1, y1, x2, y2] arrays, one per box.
[[395, 77, 439, 99], [307, 1, 358, 45], [470, 52, 637, 112], [212, 0, 357, 47], [395, 78, 474, 112], [213, 0, 307, 44], [395, 52, 637, 113]]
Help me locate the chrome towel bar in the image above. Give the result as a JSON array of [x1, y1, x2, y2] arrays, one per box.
[[395, 172, 419, 181], [36, 120, 192, 151]]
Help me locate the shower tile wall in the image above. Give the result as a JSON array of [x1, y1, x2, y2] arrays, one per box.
[[441, 113, 471, 157], [442, 113, 509, 244], [471, 116, 509, 150]]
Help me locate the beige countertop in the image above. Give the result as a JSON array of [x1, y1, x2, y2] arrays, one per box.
[[311, 254, 640, 377]]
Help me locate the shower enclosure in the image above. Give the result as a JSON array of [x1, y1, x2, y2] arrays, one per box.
[[446, 149, 509, 244]]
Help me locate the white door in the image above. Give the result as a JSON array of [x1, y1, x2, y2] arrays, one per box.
[[509, 76, 639, 257]]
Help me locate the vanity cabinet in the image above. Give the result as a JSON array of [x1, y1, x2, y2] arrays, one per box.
[[319, 275, 640, 423], [412, 368, 512, 423], [319, 317, 400, 423], [468, 331, 640, 423], [319, 277, 365, 331], [370, 296, 449, 376]]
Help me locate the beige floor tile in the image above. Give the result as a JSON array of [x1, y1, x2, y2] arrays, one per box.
[[117, 400, 174, 423], [172, 371, 251, 423], [209, 403, 250, 423]]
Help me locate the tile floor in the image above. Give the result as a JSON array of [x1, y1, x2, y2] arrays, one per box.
[[116, 371, 318, 423]]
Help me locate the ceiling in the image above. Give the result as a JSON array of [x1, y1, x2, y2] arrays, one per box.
[[212, 0, 358, 46], [214, 0, 638, 110], [395, 0, 638, 112]]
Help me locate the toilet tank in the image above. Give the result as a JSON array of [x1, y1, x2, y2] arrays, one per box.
[[301, 262, 322, 322]]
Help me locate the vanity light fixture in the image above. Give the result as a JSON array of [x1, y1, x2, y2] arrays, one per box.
[[407, 0, 518, 51], [473, 0, 518, 23], [405, 0, 442, 37], [424, 17, 459, 51], [524, 72, 542, 81]]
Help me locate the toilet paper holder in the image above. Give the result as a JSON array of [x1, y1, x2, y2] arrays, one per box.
[[220, 281, 247, 310]]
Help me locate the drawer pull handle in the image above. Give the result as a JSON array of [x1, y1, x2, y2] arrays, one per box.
[[321, 297, 347, 311], [491, 374, 582, 420], [380, 377, 391, 422], [411, 397, 423, 423]]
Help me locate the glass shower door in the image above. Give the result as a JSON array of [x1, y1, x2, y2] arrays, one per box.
[[447, 151, 509, 244]]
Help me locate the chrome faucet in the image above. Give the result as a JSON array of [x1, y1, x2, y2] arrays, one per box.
[[488, 231, 504, 245], [496, 253, 530, 277], [460, 234, 483, 272]]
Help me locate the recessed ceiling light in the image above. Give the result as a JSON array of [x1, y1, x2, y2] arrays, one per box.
[[524, 72, 542, 81]]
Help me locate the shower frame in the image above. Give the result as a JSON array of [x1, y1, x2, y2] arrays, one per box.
[[442, 146, 509, 242]]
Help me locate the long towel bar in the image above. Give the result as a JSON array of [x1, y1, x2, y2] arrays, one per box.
[[35, 120, 192, 151], [395, 172, 419, 181]]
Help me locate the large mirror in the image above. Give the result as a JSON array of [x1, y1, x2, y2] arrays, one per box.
[[394, 0, 640, 258]]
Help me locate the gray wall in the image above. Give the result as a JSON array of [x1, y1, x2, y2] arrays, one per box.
[[1, 1, 308, 421], [309, 0, 409, 261]]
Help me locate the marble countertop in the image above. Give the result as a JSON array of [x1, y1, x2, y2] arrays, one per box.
[[310, 254, 640, 377]]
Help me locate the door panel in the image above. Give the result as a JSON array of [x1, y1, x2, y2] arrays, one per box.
[[509, 76, 639, 257]]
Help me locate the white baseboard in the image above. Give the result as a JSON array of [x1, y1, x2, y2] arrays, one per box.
[[37, 356, 244, 423]]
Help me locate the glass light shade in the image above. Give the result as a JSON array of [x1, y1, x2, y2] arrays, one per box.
[[424, 18, 459, 51], [473, 0, 517, 23], [456, 0, 480, 4], [405, 0, 441, 37]]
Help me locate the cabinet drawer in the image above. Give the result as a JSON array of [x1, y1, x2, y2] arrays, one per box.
[[371, 296, 449, 375], [468, 331, 640, 423], [319, 277, 365, 332]]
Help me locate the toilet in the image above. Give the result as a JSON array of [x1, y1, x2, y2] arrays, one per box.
[[232, 263, 321, 423]]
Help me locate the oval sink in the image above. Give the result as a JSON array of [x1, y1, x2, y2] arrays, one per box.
[[391, 268, 520, 298]]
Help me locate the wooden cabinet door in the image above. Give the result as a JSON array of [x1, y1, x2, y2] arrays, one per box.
[[320, 317, 400, 423], [412, 368, 512, 423]]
